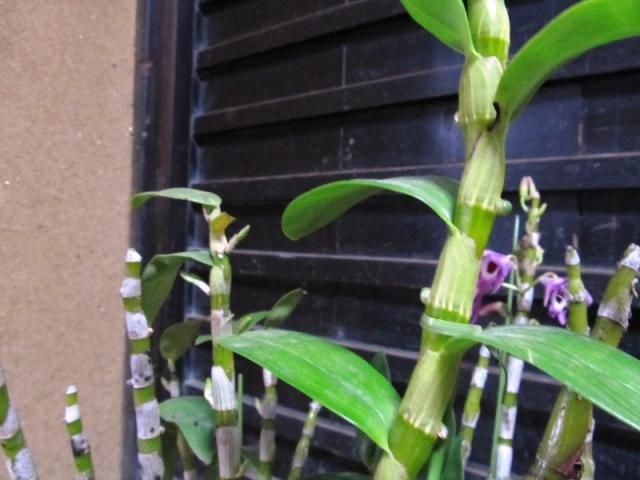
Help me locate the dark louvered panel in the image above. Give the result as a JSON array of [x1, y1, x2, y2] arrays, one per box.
[[178, 0, 640, 477]]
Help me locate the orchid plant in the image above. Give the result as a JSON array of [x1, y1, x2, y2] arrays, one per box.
[[1, 1, 640, 480], [124, 0, 640, 479]]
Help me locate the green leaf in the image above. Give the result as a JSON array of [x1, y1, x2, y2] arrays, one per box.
[[282, 176, 459, 240], [426, 406, 459, 480], [497, 0, 640, 121], [218, 330, 400, 452], [303, 474, 371, 480], [161, 423, 179, 480], [400, 0, 473, 54], [141, 250, 213, 323], [159, 320, 208, 361], [441, 435, 464, 480], [132, 187, 221, 209], [438, 325, 640, 431], [235, 311, 270, 335], [265, 288, 306, 328], [195, 334, 212, 346], [356, 352, 390, 472], [180, 272, 210, 295], [159, 396, 215, 465]]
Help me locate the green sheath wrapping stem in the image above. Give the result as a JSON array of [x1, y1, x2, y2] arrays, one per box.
[[527, 245, 640, 479], [65, 386, 95, 480], [121, 249, 165, 480], [375, 9, 511, 471], [0, 366, 38, 479], [287, 401, 321, 480]]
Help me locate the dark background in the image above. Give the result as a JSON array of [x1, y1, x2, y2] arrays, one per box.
[[128, 0, 640, 477]]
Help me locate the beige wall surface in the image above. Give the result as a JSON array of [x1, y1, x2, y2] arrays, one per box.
[[0, 1, 135, 478]]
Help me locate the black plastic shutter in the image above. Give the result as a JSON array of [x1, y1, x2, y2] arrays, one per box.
[[131, 1, 640, 478]]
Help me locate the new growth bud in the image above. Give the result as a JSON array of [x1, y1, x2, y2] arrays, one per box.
[[468, 0, 511, 65]]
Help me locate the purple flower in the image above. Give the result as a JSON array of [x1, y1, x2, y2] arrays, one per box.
[[472, 250, 514, 322], [539, 274, 569, 326], [539, 273, 593, 326]]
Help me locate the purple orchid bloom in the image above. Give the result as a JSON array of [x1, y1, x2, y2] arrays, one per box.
[[472, 250, 514, 322], [539, 274, 569, 326], [539, 273, 593, 326]]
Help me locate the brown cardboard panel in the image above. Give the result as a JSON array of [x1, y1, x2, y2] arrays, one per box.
[[0, 2, 134, 478]]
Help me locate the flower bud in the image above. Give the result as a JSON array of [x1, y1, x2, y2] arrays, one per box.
[[468, 0, 510, 65], [457, 55, 503, 129]]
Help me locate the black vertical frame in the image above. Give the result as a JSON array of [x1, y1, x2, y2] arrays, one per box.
[[124, 1, 195, 477]]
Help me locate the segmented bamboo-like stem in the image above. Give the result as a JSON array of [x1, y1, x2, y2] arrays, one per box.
[[461, 345, 491, 464], [257, 369, 277, 479], [64, 386, 95, 480], [375, 1, 512, 475], [120, 248, 164, 480], [287, 401, 321, 480], [205, 209, 248, 480], [0, 365, 38, 479], [527, 245, 640, 479]]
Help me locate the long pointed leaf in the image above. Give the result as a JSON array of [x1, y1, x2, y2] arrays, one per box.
[[235, 311, 270, 334], [159, 320, 208, 361], [132, 187, 221, 209], [142, 250, 213, 323], [400, 0, 474, 54], [356, 352, 390, 472], [265, 288, 306, 328], [304, 475, 371, 480], [218, 330, 400, 452], [159, 396, 216, 465], [497, 0, 640, 121], [440, 325, 640, 431], [282, 176, 459, 240]]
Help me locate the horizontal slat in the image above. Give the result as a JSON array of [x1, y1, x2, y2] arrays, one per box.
[[226, 249, 614, 294], [194, 51, 640, 136], [192, 152, 640, 203], [197, 0, 404, 70]]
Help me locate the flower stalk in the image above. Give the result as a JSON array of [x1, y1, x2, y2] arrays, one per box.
[[493, 178, 545, 479], [527, 244, 640, 479], [0, 365, 38, 479], [287, 401, 321, 480], [64, 386, 95, 480]]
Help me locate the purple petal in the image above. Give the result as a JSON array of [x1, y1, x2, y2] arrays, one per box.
[[477, 250, 514, 295]]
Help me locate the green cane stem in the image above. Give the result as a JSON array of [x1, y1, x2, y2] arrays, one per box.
[[375, 4, 511, 475], [205, 209, 245, 480], [258, 370, 277, 480], [287, 401, 321, 480], [0, 366, 38, 479], [461, 345, 491, 465], [527, 244, 640, 479], [121, 248, 165, 479], [65, 386, 95, 480]]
